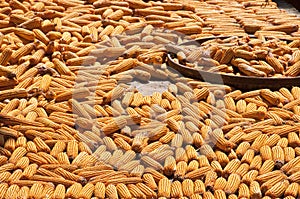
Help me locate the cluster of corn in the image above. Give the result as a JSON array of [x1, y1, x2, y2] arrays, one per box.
[[235, 2, 300, 35], [178, 0, 300, 37], [2, 78, 300, 198], [171, 36, 300, 77], [172, 0, 246, 37], [1, 0, 300, 198]]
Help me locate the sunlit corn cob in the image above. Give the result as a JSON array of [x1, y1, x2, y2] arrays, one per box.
[[0, 48, 13, 66], [224, 173, 240, 194], [265, 180, 289, 198]]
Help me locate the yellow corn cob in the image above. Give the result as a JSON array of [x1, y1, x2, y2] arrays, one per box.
[[52, 58, 71, 75], [9, 146, 27, 164], [19, 17, 42, 30], [0, 48, 12, 66], [285, 60, 300, 77], [241, 149, 255, 165], [16, 186, 30, 199], [29, 49, 45, 65], [284, 182, 298, 197], [39, 74, 51, 92], [262, 24, 299, 34], [14, 28, 35, 41], [259, 159, 275, 175], [241, 170, 258, 185], [266, 55, 284, 74], [224, 173, 241, 194], [158, 178, 171, 198], [107, 10, 124, 21], [235, 49, 256, 60], [136, 182, 156, 198], [53, 184, 66, 199], [116, 183, 131, 199], [251, 134, 268, 152], [65, 183, 82, 198], [5, 184, 20, 199], [28, 183, 44, 199], [94, 182, 106, 198], [237, 63, 267, 77], [170, 181, 183, 198], [272, 146, 285, 168], [249, 155, 262, 170], [258, 60, 276, 75], [289, 50, 300, 65], [184, 166, 211, 181], [174, 25, 202, 35], [222, 158, 240, 177], [193, 87, 209, 101], [284, 147, 295, 163], [238, 183, 250, 198], [11, 43, 35, 64], [265, 180, 289, 198]]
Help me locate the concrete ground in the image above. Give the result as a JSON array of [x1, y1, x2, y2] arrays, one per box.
[[275, 0, 300, 16]]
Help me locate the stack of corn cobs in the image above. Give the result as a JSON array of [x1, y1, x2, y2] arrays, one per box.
[[170, 36, 300, 77], [0, 0, 300, 198]]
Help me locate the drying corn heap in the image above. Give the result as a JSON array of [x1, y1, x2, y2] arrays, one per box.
[[169, 36, 300, 77], [0, 0, 300, 198]]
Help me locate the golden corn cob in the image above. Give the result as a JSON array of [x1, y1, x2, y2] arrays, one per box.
[[14, 28, 35, 41], [224, 173, 241, 194], [157, 178, 171, 198], [52, 58, 72, 76], [284, 147, 295, 163], [184, 166, 211, 180], [272, 146, 285, 168], [9, 146, 27, 164], [116, 183, 131, 199], [285, 60, 300, 77], [260, 89, 280, 106], [94, 182, 105, 199], [193, 87, 209, 101], [170, 181, 183, 198], [0, 48, 13, 66], [259, 159, 275, 175], [289, 50, 300, 65], [234, 49, 256, 60], [238, 183, 250, 198], [30, 49, 45, 65], [223, 159, 241, 177], [266, 54, 284, 74], [173, 26, 202, 35], [39, 74, 52, 93], [265, 180, 289, 198], [258, 60, 276, 75], [11, 43, 35, 64], [107, 10, 124, 21], [284, 182, 298, 197], [66, 56, 97, 66], [250, 181, 262, 198], [242, 170, 258, 185], [66, 183, 82, 198], [241, 149, 255, 164], [237, 63, 267, 77], [53, 184, 66, 199], [19, 17, 42, 30], [262, 24, 299, 34]]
